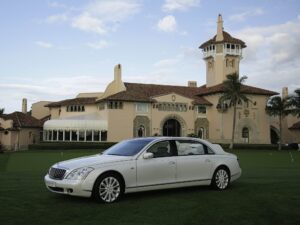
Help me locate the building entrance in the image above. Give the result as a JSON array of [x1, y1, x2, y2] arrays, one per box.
[[163, 119, 181, 137]]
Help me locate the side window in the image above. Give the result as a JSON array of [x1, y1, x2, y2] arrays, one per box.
[[147, 141, 172, 158], [206, 147, 215, 155], [176, 140, 206, 156]]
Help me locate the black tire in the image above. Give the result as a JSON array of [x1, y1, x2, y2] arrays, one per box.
[[93, 173, 124, 203], [211, 167, 230, 190]]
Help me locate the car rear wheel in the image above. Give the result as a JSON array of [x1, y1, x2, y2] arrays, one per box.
[[212, 168, 230, 190], [94, 173, 124, 203]]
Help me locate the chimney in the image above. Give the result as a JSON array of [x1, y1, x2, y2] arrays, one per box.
[[216, 14, 224, 41], [282, 87, 288, 99], [22, 98, 27, 114], [188, 81, 197, 87], [114, 64, 122, 81]]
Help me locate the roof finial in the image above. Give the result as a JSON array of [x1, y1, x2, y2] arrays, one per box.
[[216, 14, 224, 41]]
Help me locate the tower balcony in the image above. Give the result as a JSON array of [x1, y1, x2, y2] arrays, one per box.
[[202, 49, 216, 58], [224, 48, 242, 56], [223, 43, 243, 56], [202, 43, 243, 58]]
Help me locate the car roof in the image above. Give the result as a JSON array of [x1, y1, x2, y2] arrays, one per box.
[[128, 137, 226, 155], [129, 136, 207, 143]]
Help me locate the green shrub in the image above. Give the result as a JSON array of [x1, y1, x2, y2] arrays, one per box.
[[218, 143, 293, 150]]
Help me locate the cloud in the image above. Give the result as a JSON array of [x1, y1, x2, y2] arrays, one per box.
[[154, 57, 181, 68], [86, 40, 110, 49], [0, 75, 111, 113], [157, 15, 177, 32], [229, 8, 264, 22], [162, 0, 200, 12], [72, 13, 107, 35], [35, 41, 53, 48], [48, 1, 67, 9], [85, 0, 140, 22], [47, 0, 141, 35], [234, 16, 300, 93], [46, 13, 69, 24]]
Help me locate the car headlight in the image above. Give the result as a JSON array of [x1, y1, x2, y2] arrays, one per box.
[[65, 167, 94, 180]]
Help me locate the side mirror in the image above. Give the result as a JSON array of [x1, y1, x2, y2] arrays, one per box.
[[143, 152, 154, 159]]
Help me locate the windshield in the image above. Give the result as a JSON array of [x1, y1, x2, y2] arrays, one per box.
[[104, 139, 153, 156]]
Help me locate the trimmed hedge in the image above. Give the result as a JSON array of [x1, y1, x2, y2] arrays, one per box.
[[28, 142, 116, 150], [29, 141, 296, 151], [219, 143, 294, 150]]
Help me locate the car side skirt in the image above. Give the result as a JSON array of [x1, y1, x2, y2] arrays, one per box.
[[125, 179, 212, 193]]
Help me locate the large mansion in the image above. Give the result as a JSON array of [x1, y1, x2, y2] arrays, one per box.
[[1, 15, 299, 150]]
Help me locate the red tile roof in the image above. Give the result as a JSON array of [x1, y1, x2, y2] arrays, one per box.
[[45, 97, 97, 107], [0, 112, 43, 129], [199, 31, 246, 49], [98, 83, 213, 106], [47, 82, 277, 108], [197, 83, 278, 96], [289, 121, 300, 130]]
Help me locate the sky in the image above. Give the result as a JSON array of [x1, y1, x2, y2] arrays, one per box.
[[1, 0, 300, 113]]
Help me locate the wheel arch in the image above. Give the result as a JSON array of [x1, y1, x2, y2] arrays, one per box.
[[213, 164, 231, 178], [92, 170, 126, 195]]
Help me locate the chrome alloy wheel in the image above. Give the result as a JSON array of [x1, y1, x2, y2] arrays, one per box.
[[99, 177, 121, 203], [215, 169, 229, 189]]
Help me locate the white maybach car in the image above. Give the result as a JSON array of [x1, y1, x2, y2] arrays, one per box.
[[44, 137, 241, 203]]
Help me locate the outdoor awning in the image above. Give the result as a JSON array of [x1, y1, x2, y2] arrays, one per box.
[[43, 114, 108, 131]]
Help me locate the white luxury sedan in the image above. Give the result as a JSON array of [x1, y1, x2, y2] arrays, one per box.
[[44, 137, 241, 203]]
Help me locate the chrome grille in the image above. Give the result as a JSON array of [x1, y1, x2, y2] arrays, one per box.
[[49, 167, 66, 180]]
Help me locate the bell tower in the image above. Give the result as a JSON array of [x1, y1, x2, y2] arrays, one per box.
[[199, 14, 246, 87]]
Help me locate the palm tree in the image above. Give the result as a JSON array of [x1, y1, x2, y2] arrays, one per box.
[[290, 88, 300, 117], [265, 96, 290, 150], [219, 73, 249, 149]]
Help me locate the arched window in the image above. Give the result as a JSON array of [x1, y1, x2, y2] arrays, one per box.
[[138, 125, 145, 137], [198, 127, 205, 139], [242, 127, 249, 143], [242, 127, 249, 138]]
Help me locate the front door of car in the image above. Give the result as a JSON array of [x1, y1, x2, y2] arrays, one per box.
[[136, 140, 177, 187], [175, 140, 213, 182]]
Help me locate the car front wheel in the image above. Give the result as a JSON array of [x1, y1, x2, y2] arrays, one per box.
[[212, 167, 230, 190], [93, 173, 124, 203]]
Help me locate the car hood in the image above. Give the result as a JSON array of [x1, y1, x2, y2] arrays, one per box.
[[54, 154, 133, 170]]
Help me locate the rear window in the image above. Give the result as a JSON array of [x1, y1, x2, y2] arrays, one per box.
[[176, 140, 206, 156]]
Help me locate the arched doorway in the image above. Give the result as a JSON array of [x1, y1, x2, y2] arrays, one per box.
[[198, 127, 205, 139], [270, 127, 279, 144], [163, 119, 181, 137], [137, 125, 145, 137]]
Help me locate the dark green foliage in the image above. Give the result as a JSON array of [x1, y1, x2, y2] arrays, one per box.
[[187, 133, 199, 138], [289, 88, 300, 117], [1, 149, 300, 225], [266, 95, 291, 150], [219, 143, 293, 150], [219, 73, 249, 149]]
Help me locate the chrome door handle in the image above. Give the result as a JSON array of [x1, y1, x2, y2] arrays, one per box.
[[205, 159, 211, 163], [168, 161, 176, 165]]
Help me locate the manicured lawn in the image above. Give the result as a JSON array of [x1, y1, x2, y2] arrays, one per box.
[[1, 149, 300, 225]]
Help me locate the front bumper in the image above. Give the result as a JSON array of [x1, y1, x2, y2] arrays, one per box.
[[44, 174, 92, 198]]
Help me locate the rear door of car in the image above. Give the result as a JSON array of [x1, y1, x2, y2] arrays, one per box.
[[136, 140, 177, 187], [175, 139, 213, 182]]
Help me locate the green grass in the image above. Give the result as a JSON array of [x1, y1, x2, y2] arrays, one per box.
[[1, 149, 300, 225]]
